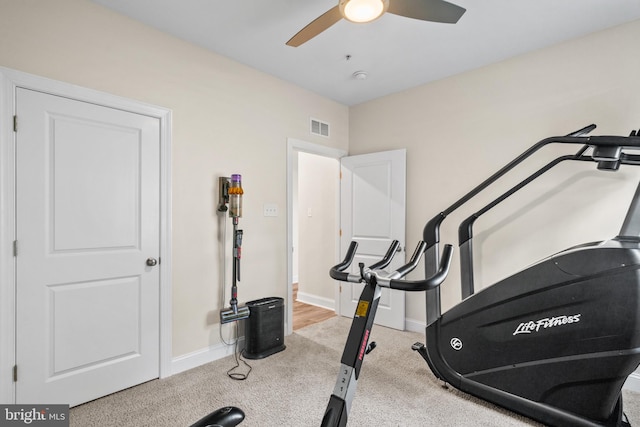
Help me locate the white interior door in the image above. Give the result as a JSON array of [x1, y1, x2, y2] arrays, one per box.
[[340, 149, 406, 330], [15, 88, 161, 406]]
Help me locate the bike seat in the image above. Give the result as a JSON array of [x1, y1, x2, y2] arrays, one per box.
[[189, 406, 245, 427]]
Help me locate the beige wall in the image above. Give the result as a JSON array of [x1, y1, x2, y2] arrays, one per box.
[[3, 0, 639, 358], [0, 0, 349, 357], [350, 19, 640, 323], [297, 152, 339, 303]]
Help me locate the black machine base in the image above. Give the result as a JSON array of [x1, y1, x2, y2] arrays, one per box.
[[242, 344, 286, 360]]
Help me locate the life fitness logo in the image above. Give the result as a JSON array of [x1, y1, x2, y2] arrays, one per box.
[[450, 337, 463, 351], [513, 314, 581, 335]]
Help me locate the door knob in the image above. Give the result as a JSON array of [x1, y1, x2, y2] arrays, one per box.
[[146, 258, 158, 267]]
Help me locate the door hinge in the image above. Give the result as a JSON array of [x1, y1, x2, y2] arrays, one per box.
[[13, 365, 17, 382], [339, 229, 342, 237], [13, 240, 17, 257], [13, 115, 17, 132]]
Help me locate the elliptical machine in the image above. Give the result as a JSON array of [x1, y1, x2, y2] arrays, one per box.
[[327, 125, 640, 426]]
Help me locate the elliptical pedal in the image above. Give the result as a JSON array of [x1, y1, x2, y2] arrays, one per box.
[[411, 342, 425, 351], [411, 342, 428, 362]]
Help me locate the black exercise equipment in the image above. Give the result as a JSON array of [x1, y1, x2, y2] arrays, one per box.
[[323, 240, 454, 426], [189, 406, 245, 427], [327, 125, 640, 426]]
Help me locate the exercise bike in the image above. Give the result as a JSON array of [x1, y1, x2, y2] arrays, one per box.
[[323, 239, 453, 427], [326, 125, 640, 426]]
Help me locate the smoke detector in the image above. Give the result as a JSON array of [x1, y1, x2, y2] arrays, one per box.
[[352, 71, 368, 80]]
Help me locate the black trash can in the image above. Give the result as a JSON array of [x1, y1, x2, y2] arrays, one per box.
[[243, 297, 286, 359]]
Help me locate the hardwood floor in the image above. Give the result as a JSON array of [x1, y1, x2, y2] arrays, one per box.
[[293, 283, 336, 331]]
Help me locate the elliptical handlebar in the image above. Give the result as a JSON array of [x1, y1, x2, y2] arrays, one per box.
[[330, 240, 454, 291]]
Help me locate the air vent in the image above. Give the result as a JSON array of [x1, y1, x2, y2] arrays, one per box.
[[310, 118, 330, 138]]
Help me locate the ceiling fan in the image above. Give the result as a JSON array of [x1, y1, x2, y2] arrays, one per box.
[[286, 0, 466, 47]]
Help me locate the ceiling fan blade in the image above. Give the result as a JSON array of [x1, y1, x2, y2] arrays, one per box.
[[286, 5, 343, 47], [387, 0, 466, 24]]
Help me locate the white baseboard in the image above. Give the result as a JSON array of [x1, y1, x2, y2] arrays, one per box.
[[171, 337, 245, 376], [405, 317, 425, 334], [296, 291, 335, 311]]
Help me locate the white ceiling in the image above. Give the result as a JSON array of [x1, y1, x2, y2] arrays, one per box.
[[89, 0, 640, 106]]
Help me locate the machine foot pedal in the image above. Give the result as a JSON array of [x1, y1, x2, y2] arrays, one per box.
[[365, 341, 377, 354]]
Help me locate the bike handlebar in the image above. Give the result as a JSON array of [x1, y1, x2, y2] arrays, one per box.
[[329, 240, 454, 291], [394, 241, 427, 277], [329, 241, 359, 281], [369, 240, 400, 270], [382, 244, 453, 291]]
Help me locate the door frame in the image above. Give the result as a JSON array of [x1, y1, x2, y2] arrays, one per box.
[[0, 67, 173, 403], [286, 138, 346, 335]]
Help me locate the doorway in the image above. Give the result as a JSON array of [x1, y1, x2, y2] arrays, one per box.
[[0, 67, 172, 405], [293, 151, 340, 330], [15, 88, 161, 406], [286, 139, 346, 335]]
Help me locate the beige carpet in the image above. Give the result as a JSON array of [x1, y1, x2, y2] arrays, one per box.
[[70, 316, 640, 426]]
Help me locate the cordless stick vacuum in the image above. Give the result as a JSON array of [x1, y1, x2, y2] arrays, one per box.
[[218, 174, 250, 323]]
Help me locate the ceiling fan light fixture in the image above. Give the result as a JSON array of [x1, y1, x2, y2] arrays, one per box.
[[339, 0, 389, 23]]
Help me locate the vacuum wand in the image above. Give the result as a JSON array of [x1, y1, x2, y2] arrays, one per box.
[[229, 220, 243, 315], [220, 174, 250, 324]]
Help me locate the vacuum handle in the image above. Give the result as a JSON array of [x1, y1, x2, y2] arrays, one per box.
[[380, 244, 454, 291], [234, 229, 243, 282]]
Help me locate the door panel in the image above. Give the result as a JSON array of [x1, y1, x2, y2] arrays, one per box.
[[51, 277, 141, 374], [340, 149, 406, 330], [15, 88, 160, 406], [52, 117, 140, 251]]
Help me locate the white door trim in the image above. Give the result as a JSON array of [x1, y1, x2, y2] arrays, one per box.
[[286, 138, 346, 336], [0, 67, 173, 404]]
